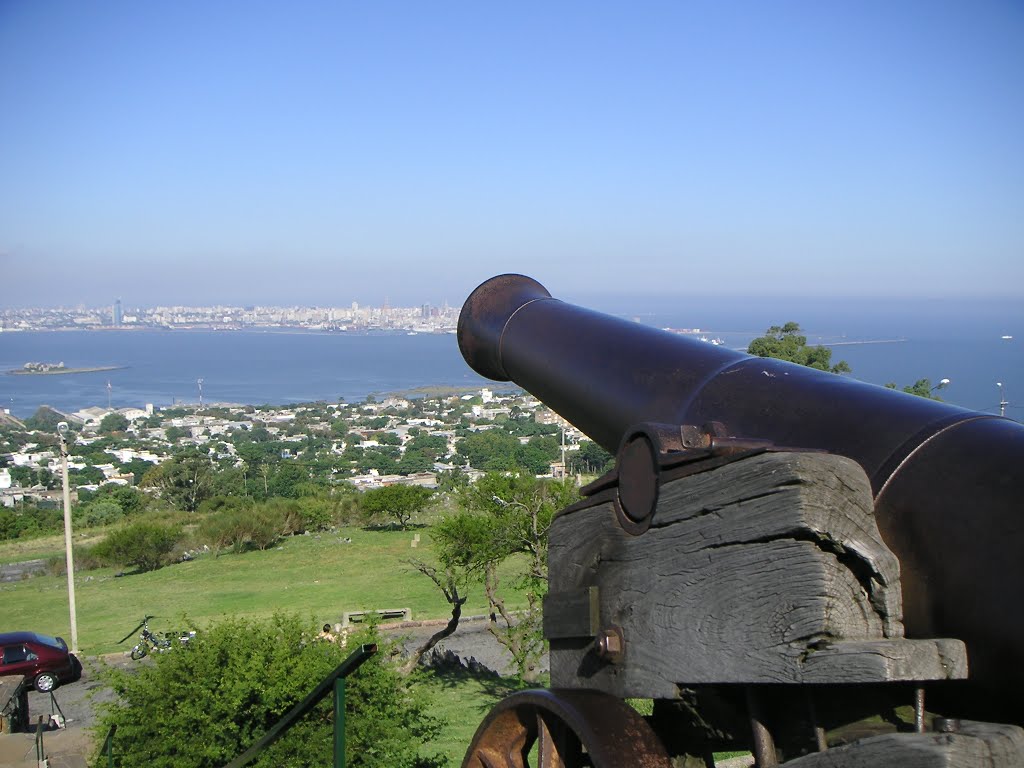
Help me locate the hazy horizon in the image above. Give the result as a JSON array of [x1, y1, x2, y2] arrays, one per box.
[[2, 2, 1022, 308]]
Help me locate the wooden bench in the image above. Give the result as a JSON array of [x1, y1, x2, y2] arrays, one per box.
[[341, 608, 411, 627]]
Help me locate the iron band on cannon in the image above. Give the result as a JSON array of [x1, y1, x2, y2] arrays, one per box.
[[456, 274, 1024, 767]]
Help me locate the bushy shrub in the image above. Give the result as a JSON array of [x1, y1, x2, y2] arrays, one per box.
[[91, 616, 445, 768], [93, 520, 183, 572], [46, 544, 105, 576], [249, 503, 286, 550], [198, 501, 286, 555], [77, 485, 149, 518], [0, 507, 64, 540], [295, 496, 335, 531], [198, 508, 251, 555], [72, 500, 124, 528]]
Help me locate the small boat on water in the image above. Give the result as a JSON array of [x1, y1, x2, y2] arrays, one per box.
[[1002, 335, 1013, 340]]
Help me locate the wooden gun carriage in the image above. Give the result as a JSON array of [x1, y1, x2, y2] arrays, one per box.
[[456, 275, 1024, 768]]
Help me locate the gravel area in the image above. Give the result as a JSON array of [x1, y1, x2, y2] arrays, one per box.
[[25, 652, 129, 732], [385, 615, 547, 677]]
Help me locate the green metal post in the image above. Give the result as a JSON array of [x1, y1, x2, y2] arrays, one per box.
[[105, 723, 118, 768], [224, 643, 376, 768], [334, 677, 346, 768]]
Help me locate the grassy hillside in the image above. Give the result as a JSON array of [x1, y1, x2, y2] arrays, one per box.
[[0, 526, 522, 656]]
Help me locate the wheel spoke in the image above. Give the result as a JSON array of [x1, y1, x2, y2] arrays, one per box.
[[536, 712, 584, 768], [468, 745, 524, 768]]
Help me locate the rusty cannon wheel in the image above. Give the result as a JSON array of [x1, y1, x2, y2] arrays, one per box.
[[462, 689, 672, 768]]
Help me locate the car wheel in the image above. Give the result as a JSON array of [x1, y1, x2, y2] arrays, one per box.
[[34, 672, 58, 692]]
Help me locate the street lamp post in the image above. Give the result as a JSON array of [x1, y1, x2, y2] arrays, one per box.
[[997, 382, 1008, 418], [57, 422, 79, 655]]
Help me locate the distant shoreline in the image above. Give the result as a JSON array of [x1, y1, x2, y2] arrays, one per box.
[[824, 339, 907, 347], [1, 326, 455, 336], [7, 365, 126, 376]]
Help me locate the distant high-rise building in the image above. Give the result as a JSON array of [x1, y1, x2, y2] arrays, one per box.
[[113, 299, 123, 326]]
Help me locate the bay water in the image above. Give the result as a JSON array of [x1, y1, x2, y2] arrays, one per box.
[[1, 296, 1020, 421]]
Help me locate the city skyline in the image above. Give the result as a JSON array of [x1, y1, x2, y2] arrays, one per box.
[[1, 2, 1022, 308]]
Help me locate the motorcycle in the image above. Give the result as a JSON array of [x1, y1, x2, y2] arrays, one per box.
[[118, 616, 196, 660]]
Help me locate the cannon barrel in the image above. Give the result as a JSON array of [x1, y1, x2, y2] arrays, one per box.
[[458, 273, 1024, 717]]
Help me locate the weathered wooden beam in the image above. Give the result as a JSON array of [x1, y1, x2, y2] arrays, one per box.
[[547, 452, 967, 699], [781, 720, 1024, 767]]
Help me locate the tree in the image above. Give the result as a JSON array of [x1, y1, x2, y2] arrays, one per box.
[[164, 425, 188, 442], [567, 440, 614, 476], [92, 616, 444, 768], [396, 450, 433, 475], [885, 378, 944, 400], [22, 406, 68, 433], [67, 465, 105, 487], [400, 561, 466, 675], [355, 447, 401, 475], [456, 430, 520, 471], [514, 435, 560, 474], [10, 465, 57, 489], [436, 468, 469, 493], [374, 431, 401, 446], [120, 458, 157, 485], [99, 412, 130, 434], [141, 450, 215, 512], [266, 462, 309, 498], [405, 433, 448, 461], [360, 485, 433, 530], [747, 322, 851, 374], [431, 473, 579, 682]]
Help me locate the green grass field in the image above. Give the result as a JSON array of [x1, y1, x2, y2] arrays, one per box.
[[1, 528, 750, 765], [0, 526, 517, 655]]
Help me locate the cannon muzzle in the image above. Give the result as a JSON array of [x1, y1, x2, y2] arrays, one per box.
[[458, 273, 1024, 718]]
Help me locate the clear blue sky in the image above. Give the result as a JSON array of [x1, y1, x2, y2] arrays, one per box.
[[1, 1, 1021, 308]]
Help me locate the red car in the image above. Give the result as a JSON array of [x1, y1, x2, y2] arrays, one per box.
[[0, 632, 81, 692]]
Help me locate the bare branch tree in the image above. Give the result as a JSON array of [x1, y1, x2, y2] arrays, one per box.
[[401, 560, 467, 675]]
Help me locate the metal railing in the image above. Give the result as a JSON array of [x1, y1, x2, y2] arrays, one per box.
[[34, 715, 45, 766], [103, 723, 118, 768], [224, 643, 377, 768]]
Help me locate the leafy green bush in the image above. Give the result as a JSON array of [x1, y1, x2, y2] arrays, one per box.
[[249, 503, 287, 550], [91, 616, 445, 768], [198, 508, 251, 555], [295, 496, 336, 532], [93, 520, 183, 572], [72, 500, 124, 528], [0, 506, 64, 540], [76, 484, 149, 518]]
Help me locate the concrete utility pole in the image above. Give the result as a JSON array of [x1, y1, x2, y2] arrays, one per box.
[[57, 423, 79, 654]]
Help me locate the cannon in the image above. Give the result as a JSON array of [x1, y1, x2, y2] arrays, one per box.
[[456, 274, 1024, 767]]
